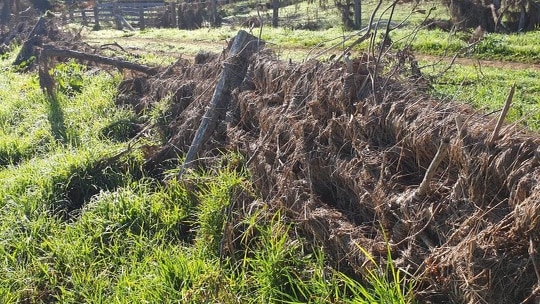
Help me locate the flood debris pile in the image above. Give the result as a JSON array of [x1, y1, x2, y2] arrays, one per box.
[[127, 32, 540, 303], [4, 20, 535, 301]]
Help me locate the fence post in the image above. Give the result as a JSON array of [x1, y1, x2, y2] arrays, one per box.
[[93, 4, 100, 30], [139, 7, 145, 30], [272, 0, 279, 27], [69, 8, 74, 21], [354, 0, 361, 29], [81, 10, 88, 26], [171, 2, 177, 28], [113, 2, 122, 30], [211, 0, 217, 26], [177, 3, 183, 29]]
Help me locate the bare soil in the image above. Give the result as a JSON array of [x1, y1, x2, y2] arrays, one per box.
[[417, 53, 540, 71]]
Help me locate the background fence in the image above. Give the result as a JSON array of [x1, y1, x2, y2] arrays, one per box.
[[64, 1, 226, 30]]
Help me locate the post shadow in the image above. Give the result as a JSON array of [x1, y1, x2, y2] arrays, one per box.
[[46, 94, 68, 145]]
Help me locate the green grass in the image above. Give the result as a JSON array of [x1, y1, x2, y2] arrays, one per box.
[[0, 48, 413, 302], [424, 62, 540, 130], [81, 0, 540, 65]]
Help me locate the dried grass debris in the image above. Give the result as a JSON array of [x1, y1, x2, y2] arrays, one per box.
[[126, 45, 540, 303]]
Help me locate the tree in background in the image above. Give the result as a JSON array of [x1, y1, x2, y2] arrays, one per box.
[[445, 0, 540, 32], [0, 0, 53, 26], [335, 0, 361, 29]]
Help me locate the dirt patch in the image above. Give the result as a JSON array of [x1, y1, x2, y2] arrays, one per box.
[[120, 34, 540, 303], [418, 53, 540, 71]]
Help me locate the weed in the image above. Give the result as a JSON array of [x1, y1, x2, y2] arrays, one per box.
[[51, 59, 85, 96], [346, 241, 416, 304]]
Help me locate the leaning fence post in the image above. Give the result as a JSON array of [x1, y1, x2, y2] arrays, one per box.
[[179, 30, 265, 177]]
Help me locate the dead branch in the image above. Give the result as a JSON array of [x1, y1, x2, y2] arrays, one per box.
[[335, 0, 383, 62], [41, 45, 158, 75]]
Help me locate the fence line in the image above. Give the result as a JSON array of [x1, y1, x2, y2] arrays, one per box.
[[65, 1, 228, 30]]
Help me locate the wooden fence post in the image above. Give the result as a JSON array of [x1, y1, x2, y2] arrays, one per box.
[[211, 0, 217, 26], [179, 30, 265, 176], [171, 2, 177, 28], [93, 4, 100, 30], [354, 0, 361, 29], [113, 2, 122, 30], [272, 0, 279, 27], [177, 3, 183, 29], [139, 7, 145, 30], [81, 10, 88, 26], [69, 8, 74, 21]]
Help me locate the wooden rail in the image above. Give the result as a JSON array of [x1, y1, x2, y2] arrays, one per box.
[[65, 1, 227, 30]]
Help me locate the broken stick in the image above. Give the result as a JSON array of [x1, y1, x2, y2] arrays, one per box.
[[38, 45, 158, 96], [488, 83, 515, 145], [416, 138, 450, 198]]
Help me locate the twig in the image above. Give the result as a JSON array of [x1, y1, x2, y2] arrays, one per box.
[[372, 0, 398, 83], [488, 83, 515, 145], [335, 0, 383, 62], [422, 39, 483, 78], [530, 236, 540, 282], [100, 41, 127, 53]]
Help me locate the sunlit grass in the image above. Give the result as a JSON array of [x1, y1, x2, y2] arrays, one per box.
[[423, 61, 540, 130]]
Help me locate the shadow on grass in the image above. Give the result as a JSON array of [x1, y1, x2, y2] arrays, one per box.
[[47, 95, 68, 145]]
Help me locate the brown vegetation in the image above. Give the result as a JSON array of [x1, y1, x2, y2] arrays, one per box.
[[111, 34, 540, 302]]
